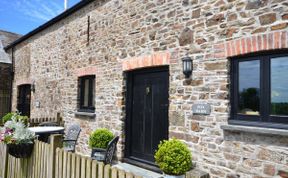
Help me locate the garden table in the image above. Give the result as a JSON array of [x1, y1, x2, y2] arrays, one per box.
[[28, 126, 65, 142]]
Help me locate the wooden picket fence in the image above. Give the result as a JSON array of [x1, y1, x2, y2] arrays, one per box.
[[55, 149, 141, 178], [0, 134, 61, 178], [6, 142, 52, 178], [29, 113, 64, 127], [0, 113, 63, 127], [0, 143, 8, 178], [0, 135, 141, 178]]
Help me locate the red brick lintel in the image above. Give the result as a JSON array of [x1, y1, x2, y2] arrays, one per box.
[[75, 66, 97, 77], [213, 31, 288, 59], [16, 78, 32, 86], [122, 52, 170, 71]]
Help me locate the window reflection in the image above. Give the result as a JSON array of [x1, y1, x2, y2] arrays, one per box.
[[78, 75, 95, 112], [84, 79, 89, 107], [271, 57, 288, 115], [238, 60, 260, 115]]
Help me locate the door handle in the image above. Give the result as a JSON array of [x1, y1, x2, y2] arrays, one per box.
[[146, 87, 150, 95]]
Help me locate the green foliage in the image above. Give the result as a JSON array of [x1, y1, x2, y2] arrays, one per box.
[[239, 88, 260, 112], [2, 113, 14, 124], [89, 128, 114, 149], [271, 103, 288, 115], [2, 112, 29, 126], [17, 115, 29, 126], [154, 139, 192, 175]]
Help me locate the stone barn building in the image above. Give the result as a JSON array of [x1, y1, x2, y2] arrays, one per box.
[[4, 0, 288, 177], [0, 30, 21, 118]]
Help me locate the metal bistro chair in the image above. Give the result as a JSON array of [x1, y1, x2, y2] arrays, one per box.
[[91, 136, 119, 165], [63, 124, 81, 153]]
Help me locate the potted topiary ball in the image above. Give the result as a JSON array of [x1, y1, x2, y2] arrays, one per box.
[[155, 139, 192, 178], [89, 128, 114, 161]]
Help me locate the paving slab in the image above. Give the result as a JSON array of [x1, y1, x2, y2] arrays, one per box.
[[113, 162, 163, 178]]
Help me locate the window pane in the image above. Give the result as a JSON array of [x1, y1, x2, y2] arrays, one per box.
[[271, 56, 288, 115], [238, 60, 260, 115], [84, 79, 89, 107], [92, 79, 95, 107]]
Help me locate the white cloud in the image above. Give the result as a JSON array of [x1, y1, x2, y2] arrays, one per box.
[[11, 0, 64, 22]]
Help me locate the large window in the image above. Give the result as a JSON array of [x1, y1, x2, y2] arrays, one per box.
[[78, 75, 95, 112], [230, 52, 288, 129]]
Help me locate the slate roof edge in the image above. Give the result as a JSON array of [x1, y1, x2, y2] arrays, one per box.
[[4, 0, 95, 51]]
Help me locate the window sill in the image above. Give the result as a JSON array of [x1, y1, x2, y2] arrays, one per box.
[[221, 124, 288, 137], [74, 111, 96, 118]]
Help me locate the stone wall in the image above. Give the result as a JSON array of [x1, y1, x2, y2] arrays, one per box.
[[7, 0, 288, 177]]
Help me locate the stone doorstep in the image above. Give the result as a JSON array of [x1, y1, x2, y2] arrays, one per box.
[[112, 163, 209, 178], [112, 162, 163, 178], [186, 169, 209, 178]]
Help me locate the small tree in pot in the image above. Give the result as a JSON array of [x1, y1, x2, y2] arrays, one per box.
[[89, 128, 114, 160], [155, 139, 192, 178]]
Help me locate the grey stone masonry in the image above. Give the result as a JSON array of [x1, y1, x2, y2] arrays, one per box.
[[186, 169, 210, 178]]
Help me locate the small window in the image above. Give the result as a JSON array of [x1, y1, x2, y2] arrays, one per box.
[[230, 51, 288, 129], [78, 75, 95, 112]]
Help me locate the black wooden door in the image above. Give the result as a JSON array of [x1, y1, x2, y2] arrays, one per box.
[[17, 85, 31, 117], [125, 67, 169, 166]]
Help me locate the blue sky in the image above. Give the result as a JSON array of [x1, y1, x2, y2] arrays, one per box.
[[0, 0, 81, 35]]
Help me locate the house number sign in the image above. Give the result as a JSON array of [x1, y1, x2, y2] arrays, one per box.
[[192, 104, 211, 115]]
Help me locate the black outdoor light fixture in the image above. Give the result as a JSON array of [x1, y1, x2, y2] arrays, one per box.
[[182, 56, 193, 78]]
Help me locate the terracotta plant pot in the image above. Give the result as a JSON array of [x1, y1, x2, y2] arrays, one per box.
[[7, 143, 34, 158]]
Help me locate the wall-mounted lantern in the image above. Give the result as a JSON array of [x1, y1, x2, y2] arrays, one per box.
[[182, 56, 193, 78], [31, 81, 36, 93]]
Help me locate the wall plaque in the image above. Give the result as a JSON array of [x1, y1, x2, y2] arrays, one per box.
[[192, 104, 211, 115], [35, 101, 40, 108]]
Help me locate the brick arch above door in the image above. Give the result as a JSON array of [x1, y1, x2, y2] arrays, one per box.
[[212, 31, 288, 59], [16, 78, 32, 86], [122, 52, 171, 71]]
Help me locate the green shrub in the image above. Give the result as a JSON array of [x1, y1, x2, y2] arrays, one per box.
[[1, 112, 29, 126], [89, 128, 114, 149], [154, 139, 192, 175], [2, 112, 14, 124], [17, 115, 29, 126]]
